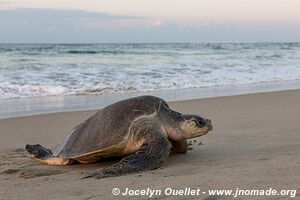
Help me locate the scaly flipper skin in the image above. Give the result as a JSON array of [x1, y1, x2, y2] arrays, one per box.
[[82, 127, 171, 179], [171, 139, 188, 153]]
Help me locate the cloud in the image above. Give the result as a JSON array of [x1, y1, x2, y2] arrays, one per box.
[[0, 8, 143, 25], [0, 0, 10, 2], [0, 8, 299, 43], [0, 8, 148, 42]]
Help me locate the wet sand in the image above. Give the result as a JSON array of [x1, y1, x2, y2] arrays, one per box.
[[0, 90, 299, 199]]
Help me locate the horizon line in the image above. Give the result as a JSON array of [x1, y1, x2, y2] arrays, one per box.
[[1, 41, 300, 45]]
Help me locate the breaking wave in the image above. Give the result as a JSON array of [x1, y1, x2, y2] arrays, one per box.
[[1, 43, 300, 99]]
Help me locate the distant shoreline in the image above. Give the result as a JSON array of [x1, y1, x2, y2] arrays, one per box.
[[1, 80, 300, 119], [1, 42, 300, 44]]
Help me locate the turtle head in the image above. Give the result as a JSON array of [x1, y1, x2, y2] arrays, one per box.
[[179, 114, 213, 139], [155, 102, 212, 140]]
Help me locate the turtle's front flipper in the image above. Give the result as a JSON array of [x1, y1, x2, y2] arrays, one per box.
[[82, 128, 171, 179]]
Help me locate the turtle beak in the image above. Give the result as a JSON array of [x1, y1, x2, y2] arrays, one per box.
[[206, 119, 213, 131]]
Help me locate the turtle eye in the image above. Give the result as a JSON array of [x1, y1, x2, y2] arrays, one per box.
[[195, 118, 206, 128]]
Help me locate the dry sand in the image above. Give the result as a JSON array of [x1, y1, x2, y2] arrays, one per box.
[[0, 90, 299, 200]]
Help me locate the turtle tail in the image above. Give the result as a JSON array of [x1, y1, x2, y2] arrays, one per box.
[[26, 144, 53, 160]]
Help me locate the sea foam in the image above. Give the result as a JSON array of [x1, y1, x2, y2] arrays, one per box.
[[0, 43, 300, 99]]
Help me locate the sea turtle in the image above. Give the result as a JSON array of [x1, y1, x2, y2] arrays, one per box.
[[26, 95, 212, 178]]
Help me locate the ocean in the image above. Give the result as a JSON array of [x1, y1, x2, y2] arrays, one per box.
[[0, 43, 300, 99]]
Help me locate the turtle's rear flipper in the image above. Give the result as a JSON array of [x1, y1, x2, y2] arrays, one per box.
[[82, 127, 171, 179], [26, 144, 53, 160], [26, 144, 73, 165]]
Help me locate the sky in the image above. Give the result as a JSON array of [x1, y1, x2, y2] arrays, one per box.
[[0, 0, 300, 43]]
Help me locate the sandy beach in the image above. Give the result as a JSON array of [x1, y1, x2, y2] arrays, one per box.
[[0, 90, 299, 200]]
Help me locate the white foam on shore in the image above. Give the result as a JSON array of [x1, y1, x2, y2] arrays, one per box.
[[1, 80, 300, 119], [0, 82, 65, 99]]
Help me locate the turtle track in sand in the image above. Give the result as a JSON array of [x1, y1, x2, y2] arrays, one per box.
[[0, 148, 67, 179]]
